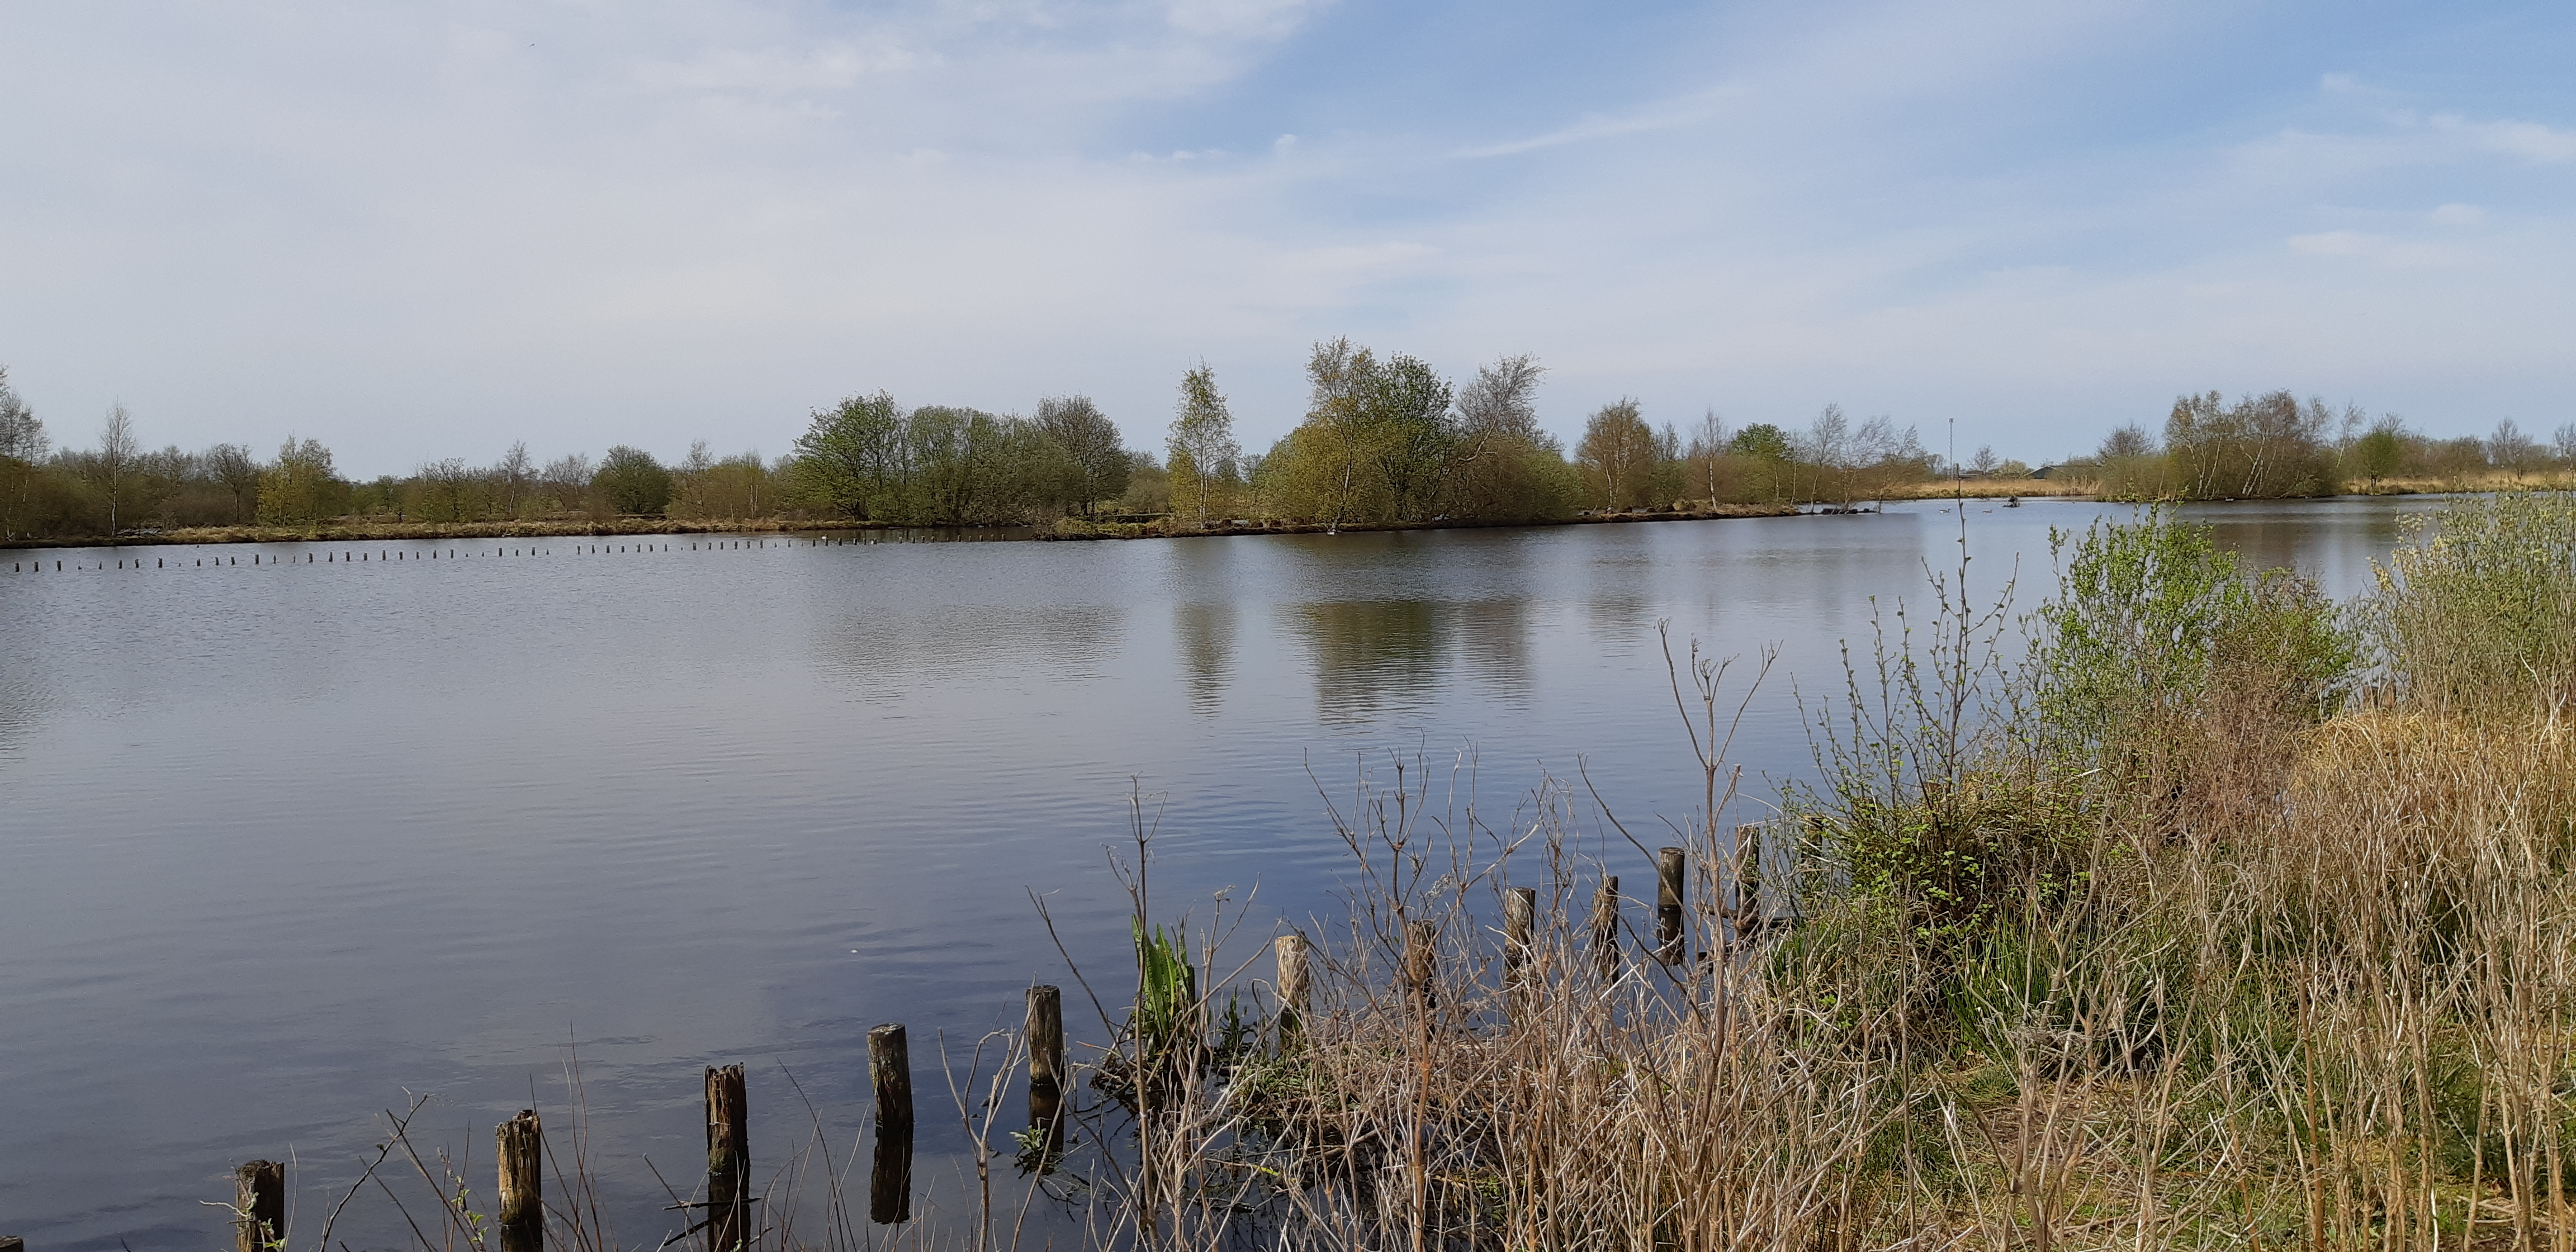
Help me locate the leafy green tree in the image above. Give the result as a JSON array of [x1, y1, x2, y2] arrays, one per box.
[[2351, 422, 2403, 485], [257, 435, 343, 525], [793, 391, 909, 520], [1360, 355, 1455, 521], [594, 445, 672, 516], [416, 457, 476, 521], [1730, 423, 1792, 461], [1034, 396, 1130, 517], [1169, 365, 1241, 528], [1575, 399, 1658, 509]]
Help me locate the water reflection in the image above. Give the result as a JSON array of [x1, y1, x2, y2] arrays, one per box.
[[1177, 603, 1237, 714], [1289, 600, 1444, 725], [817, 603, 1124, 698], [1452, 599, 1535, 702]]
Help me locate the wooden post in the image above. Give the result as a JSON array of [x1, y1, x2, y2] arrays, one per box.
[[869, 1024, 913, 1225], [1591, 876, 1621, 980], [1403, 919, 1438, 1012], [1273, 933, 1310, 1046], [1, 1233, 23, 1251], [704, 1065, 747, 1252], [1026, 986, 1065, 1139], [497, 1109, 542, 1252], [234, 1159, 284, 1252], [1504, 886, 1538, 1017], [1655, 846, 1687, 966], [1732, 823, 1765, 946]]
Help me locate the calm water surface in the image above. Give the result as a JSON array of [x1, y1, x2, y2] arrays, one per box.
[[0, 499, 2440, 1248]]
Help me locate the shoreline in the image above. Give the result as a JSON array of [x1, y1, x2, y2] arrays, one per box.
[[1, 503, 1807, 551], [12, 482, 2548, 551]]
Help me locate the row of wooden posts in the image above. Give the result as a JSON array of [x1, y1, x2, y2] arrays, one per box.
[[5, 537, 887, 572], [21, 834, 1760, 1252], [197, 997, 1059, 1252]]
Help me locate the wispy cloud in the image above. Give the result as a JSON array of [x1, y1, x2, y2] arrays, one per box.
[[1452, 87, 1742, 159]]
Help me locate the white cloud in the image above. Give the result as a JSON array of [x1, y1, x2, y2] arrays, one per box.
[[2430, 113, 2576, 163], [2431, 203, 2485, 226]]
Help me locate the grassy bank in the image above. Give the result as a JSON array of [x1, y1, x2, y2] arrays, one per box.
[[0, 515, 929, 549], [1044, 501, 1798, 539]]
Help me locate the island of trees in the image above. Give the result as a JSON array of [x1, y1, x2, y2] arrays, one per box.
[[3, 349, 2570, 544]]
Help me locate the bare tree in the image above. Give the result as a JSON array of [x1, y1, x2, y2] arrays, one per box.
[[496, 441, 535, 518], [97, 404, 139, 535], [2555, 423, 2576, 466], [541, 452, 593, 515], [0, 368, 41, 462], [1456, 354, 1545, 440], [1683, 407, 1730, 502], [204, 444, 260, 521], [0, 367, 45, 540], [672, 440, 716, 518], [2488, 419, 2539, 471]]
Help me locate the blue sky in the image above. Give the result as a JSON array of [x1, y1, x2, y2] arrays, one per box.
[[2, 0, 2571, 474]]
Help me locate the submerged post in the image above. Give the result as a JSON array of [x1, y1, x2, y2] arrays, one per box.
[[1026, 987, 1065, 1140], [1274, 933, 1311, 1046], [704, 1065, 748, 1252], [234, 1160, 284, 1252], [869, 1024, 913, 1225], [1655, 847, 1687, 966], [497, 1109, 542, 1252], [1591, 876, 1621, 980]]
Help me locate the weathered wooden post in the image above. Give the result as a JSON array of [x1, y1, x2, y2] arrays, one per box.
[[1026, 986, 1065, 1141], [1591, 876, 1621, 979], [1655, 847, 1687, 966], [497, 1109, 542, 1252], [869, 1024, 913, 1225], [1403, 919, 1438, 1012], [1274, 933, 1311, 1046], [234, 1159, 284, 1252], [2, 1232, 24, 1250], [1503, 887, 1537, 1013], [704, 1065, 748, 1252], [1732, 823, 1765, 946]]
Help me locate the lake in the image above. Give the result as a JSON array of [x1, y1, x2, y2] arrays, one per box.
[[0, 497, 2442, 1249]]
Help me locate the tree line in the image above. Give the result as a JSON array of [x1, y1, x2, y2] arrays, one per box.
[[2076, 390, 2576, 500], [10, 357, 2565, 542]]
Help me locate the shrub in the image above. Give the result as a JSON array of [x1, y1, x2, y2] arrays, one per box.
[[2369, 490, 2576, 718]]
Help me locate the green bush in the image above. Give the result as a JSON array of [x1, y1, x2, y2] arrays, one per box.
[[2369, 490, 2576, 718]]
